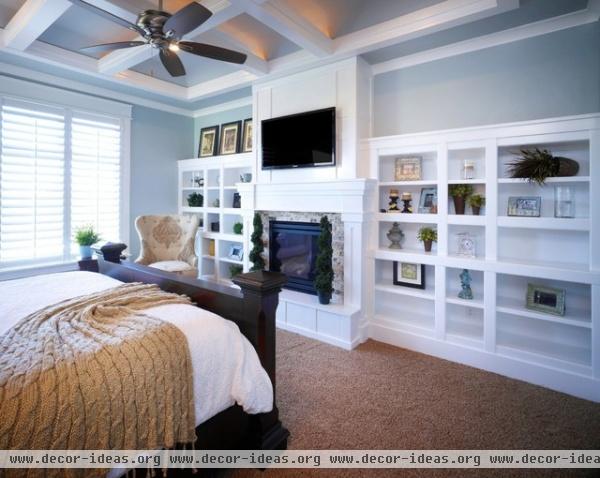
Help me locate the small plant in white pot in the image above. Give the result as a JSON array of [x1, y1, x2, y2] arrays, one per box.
[[74, 226, 100, 259]]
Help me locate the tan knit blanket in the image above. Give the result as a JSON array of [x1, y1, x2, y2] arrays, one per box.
[[0, 283, 197, 478]]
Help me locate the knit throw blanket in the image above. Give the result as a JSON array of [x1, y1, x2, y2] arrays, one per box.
[[0, 283, 197, 477]]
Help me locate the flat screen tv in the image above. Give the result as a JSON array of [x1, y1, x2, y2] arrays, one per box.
[[261, 107, 335, 170]]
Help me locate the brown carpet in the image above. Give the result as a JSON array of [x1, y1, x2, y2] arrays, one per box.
[[231, 330, 600, 478]]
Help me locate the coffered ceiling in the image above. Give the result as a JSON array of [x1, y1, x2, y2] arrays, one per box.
[[0, 0, 596, 110]]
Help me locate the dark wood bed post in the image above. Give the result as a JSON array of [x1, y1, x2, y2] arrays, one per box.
[[233, 271, 290, 450]]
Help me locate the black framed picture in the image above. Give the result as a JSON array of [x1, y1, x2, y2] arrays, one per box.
[[198, 125, 219, 157], [242, 118, 253, 153], [219, 120, 242, 155], [393, 262, 425, 289], [232, 192, 241, 208]]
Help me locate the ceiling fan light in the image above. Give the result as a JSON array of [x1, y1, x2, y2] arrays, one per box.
[[168, 43, 180, 52]]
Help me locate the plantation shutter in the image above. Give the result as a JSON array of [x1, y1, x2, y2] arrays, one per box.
[[70, 113, 121, 252], [0, 99, 65, 266]]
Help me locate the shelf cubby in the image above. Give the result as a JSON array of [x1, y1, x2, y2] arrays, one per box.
[[446, 267, 484, 305], [447, 224, 485, 259], [449, 183, 486, 216], [374, 289, 435, 335], [378, 221, 439, 253], [374, 259, 435, 299], [446, 304, 484, 346], [448, 147, 486, 182], [378, 150, 438, 183]]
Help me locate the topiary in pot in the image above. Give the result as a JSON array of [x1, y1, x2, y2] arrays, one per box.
[[468, 194, 486, 216], [449, 184, 473, 215], [507, 148, 579, 185], [187, 192, 203, 207], [314, 216, 334, 305], [249, 213, 266, 271], [74, 225, 101, 259], [417, 226, 437, 252], [233, 222, 243, 235], [229, 264, 243, 278]]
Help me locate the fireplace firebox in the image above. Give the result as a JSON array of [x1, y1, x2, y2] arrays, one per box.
[[269, 220, 326, 295]]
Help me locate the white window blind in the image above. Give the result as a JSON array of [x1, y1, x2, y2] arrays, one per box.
[[0, 98, 124, 270]]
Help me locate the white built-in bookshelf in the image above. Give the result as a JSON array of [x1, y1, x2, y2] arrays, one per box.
[[364, 114, 599, 401], [177, 153, 252, 286]]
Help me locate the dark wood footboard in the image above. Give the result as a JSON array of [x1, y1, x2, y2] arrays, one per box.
[[87, 255, 289, 452]]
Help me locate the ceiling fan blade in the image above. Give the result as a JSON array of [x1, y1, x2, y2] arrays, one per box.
[[178, 42, 247, 64], [68, 0, 147, 36], [80, 41, 146, 54], [163, 2, 212, 39], [159, 49, 186, 77]]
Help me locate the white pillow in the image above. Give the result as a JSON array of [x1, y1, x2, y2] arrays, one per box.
[[148, 260, 194, 273]]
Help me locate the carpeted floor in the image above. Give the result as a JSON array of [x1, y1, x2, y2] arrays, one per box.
[[230, 330, 600, 478]]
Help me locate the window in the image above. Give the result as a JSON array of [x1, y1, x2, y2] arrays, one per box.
[[0, 98, 125, 269]]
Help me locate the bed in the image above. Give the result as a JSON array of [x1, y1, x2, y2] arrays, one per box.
[[0, 250, 289, 474]]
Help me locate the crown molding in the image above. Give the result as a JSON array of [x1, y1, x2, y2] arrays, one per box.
[[192, 96, 252, 118]]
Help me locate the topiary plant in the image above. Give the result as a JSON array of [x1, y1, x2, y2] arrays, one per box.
[[74, 225, 100, 246], [187, 192, 203, 207], [449, 184, 474, 198], [233, 222, 243, 234], [229, 264, 243, 278], [314, 216, 334, 305], [249, 213, 266, 271], [507, 148, 579, 185], [468, 194, 486, 208], [417, 227, 438, 243]]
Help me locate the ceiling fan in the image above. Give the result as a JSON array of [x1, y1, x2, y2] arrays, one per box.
[[71, 0, 247, 77]]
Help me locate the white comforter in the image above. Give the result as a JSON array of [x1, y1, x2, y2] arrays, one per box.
[[0, 271, 274, 426]]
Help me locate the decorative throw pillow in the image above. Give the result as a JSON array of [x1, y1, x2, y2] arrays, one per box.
[[148, 260, 194, 273]]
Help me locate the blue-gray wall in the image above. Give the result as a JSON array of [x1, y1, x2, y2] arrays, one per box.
[[193, 105, 252, 155], [373, 23, 600, 136], [129, 106, 194, 257]]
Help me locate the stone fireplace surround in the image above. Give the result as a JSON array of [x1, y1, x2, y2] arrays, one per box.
[[237, 179, 375, 349]]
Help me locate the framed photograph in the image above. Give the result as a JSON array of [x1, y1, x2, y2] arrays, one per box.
[[526, 283, 565, 316], [418, 187, 437, 214], [232, 192, 241, 209], [228, 244, 244, 261], [219, 121, 242, 155], [198, 125, 219, 157], [393, 262, 425, 289], [394, 157, 422, 181], [507, 196, 541, 217], [242, 118, 253, 153]]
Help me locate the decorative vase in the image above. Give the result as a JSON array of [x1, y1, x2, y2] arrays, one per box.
[[472, 205, 481, 216], [386, 222, 404, 249], [554, 185, 575, 218], [317, 291, 331, 305], [555, 157, 579, 177], [453, 196, 466, 215], [79, 245, 92, 259], [423, 240, 433, 252]]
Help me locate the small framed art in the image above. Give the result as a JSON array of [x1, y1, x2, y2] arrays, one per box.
[[229, 244, 244, 261], [242, 118, 253, 153], [507, 196, 541, 217], [526, 283, 565, 316], [395, 157, 422, 181], [219, 121, 242, 155], [418, 187, 437, 214], [198, 125, 219, 157], [393, 262, 425, 289]]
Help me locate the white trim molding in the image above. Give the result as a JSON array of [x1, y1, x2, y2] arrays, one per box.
[[192, 96, 253, 117]]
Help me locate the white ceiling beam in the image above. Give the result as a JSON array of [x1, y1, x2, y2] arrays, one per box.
[[187, 70, 256, 100], [228, 0, 333, 57], [1, 0, 72, 51], [210, 30, 268, 75]]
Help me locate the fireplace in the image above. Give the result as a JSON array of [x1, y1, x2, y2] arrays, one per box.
[[269, 220, 325, 295]]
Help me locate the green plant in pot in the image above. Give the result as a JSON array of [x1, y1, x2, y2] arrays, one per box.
[[233, 222, 243, 235], [508, 148, 579, 185], [417, 227, 437, 253], [468, 194, 486, 216], [249, 213, 266, 271], [74, 225, 100, 259], [314, 216, 334, 305], [187, 192, 203, 207], [229, 264, 243, 278], [449, 184, 473, 215]]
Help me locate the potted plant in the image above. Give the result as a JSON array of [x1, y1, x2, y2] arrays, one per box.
[[417, 227, 437, 252], [229, 264, 243, 278], [233, 222, 243, 235], [187, 192, 203, 207], [449, 184, 473, 215], [508, 148, 579, 185], [249, 213, 266, 271], [468, 194, 485, 216], [314, 216, 334, 305], [74, 225, 100, 259]]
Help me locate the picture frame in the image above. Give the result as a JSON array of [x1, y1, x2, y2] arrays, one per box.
[[526, 283, 565, 316], [393, 262, 425, 289], [229, 244, 244, 261], [394, 157, 422, 181], [198, 125, 219, 157], [418, 187, 437, 214], [507, 196, 541, 217], [219, 121, 242, 155], [242, 118, 253, 153], [232, 192, 241, 209]]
